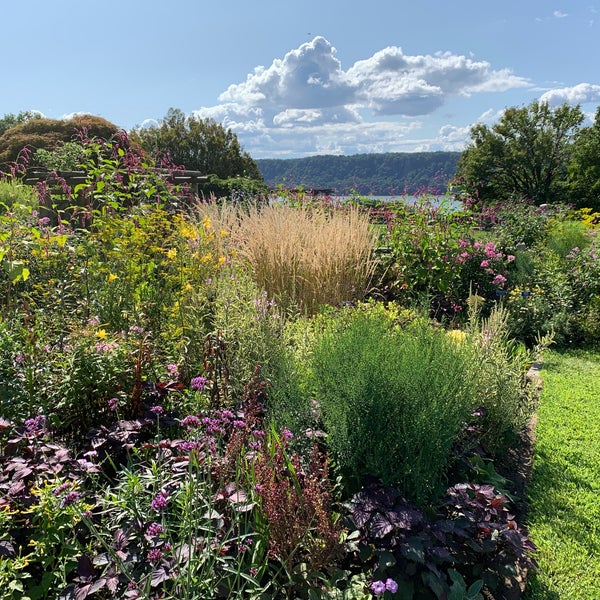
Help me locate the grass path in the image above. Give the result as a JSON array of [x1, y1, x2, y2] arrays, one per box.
[[525, 349, 600, 599]]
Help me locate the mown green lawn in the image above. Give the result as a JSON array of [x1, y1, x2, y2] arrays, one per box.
[[525, 349, 600, 600]]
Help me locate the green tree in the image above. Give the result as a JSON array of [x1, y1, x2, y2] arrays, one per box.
[[0, 110, 42, 137], [567, 106, 600, 210], [130, 108, 262, 180], [455, 101, 585, 204]]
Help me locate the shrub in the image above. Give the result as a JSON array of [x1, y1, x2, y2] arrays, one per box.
[[545, 218, 591, 258], [380, 200, 470, 315], [310, 309, 478, 503]]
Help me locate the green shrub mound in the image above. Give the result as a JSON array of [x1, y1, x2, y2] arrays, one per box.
[[311, 311, 478, 503]]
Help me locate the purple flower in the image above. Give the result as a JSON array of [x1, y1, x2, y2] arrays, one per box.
[[177, 440, 198, 452], [282, 429, 294, 440], [53, 482, 71, 496], [146, 522, 163, 536], [166, 363, 179, 378], [24, 415, 47, 435], [151, 491, 169, 511], [147, 548, 162, 563], [108, 397, 119, 411], [190, 376, 207, 391], [180, 415, 201, 429], [60, 491, 81, 507], [370, 580, 386, 595], [150, 405, 164, 415], [385, 578, 399, 593]]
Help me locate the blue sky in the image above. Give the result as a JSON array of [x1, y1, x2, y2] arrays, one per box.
[[2, 1, 599, 158]]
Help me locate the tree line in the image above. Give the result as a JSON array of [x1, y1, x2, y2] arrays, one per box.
[[1, 101, 599, 209], [256, 152, 460, 196]]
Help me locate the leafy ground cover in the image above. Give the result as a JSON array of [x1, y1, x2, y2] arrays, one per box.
[[525, 349, 600, 600]]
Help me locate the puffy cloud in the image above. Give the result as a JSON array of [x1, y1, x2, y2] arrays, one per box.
[[216, 37, 528, 121], [540, 83, 600, 106], [187, 37, 530, 157], [218, 37, 354, 110], [347, 47, 527, 115]]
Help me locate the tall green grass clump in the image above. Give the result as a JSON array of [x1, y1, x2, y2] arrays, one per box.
[[466, 300, 547, 453], [233, 202, 377, 315], [310, 310, 478, 504]]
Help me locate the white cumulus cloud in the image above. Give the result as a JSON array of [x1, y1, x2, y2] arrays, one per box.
[[540, 82, 600, 106], [186, 36, 531, 157]]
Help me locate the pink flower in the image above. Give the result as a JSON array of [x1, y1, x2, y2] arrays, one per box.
[[190, 376, 207, 391], [480, 260, 489, 268], [147, 548, 162, 563], [370, 580, 386, 595], [492, 274, 507, 286], [151, 491, 169, 511]]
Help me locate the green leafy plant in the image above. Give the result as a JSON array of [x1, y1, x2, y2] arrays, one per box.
[[310, 308, 478, 503]]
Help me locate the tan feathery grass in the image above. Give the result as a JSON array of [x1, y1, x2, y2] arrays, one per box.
[[227, 202, 378, 314]]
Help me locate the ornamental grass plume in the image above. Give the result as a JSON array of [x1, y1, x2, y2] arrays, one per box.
[[231, 202, 378, 315]]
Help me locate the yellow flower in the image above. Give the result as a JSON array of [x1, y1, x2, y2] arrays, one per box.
[[202, 216, 212, 230], [218, 256, 226, 265], [179, 222, 198, 239], [447, 329, 468, 345], [108, 273, 118, 282], [200, 252, 213, 263], [96, 329, 107, 339], [219, 229, 228, 237], [166, 248, 178, 260]]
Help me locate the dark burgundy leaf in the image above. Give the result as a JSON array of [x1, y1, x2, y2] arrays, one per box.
[[77, 555, 95, 579], [390, 506, 425, 530], [12, 465, 33, 480], [368, 512, 393, 538], [8, 480, 26, 496], [89, 578, 107, 594], [151, 566, 170, 587], [0, 541, 15, 557], [106, 576, 120, 593], [74, 584, 92, 600]]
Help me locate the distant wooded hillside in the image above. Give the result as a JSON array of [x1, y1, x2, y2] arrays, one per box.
[[256, 151, 461, 195]]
